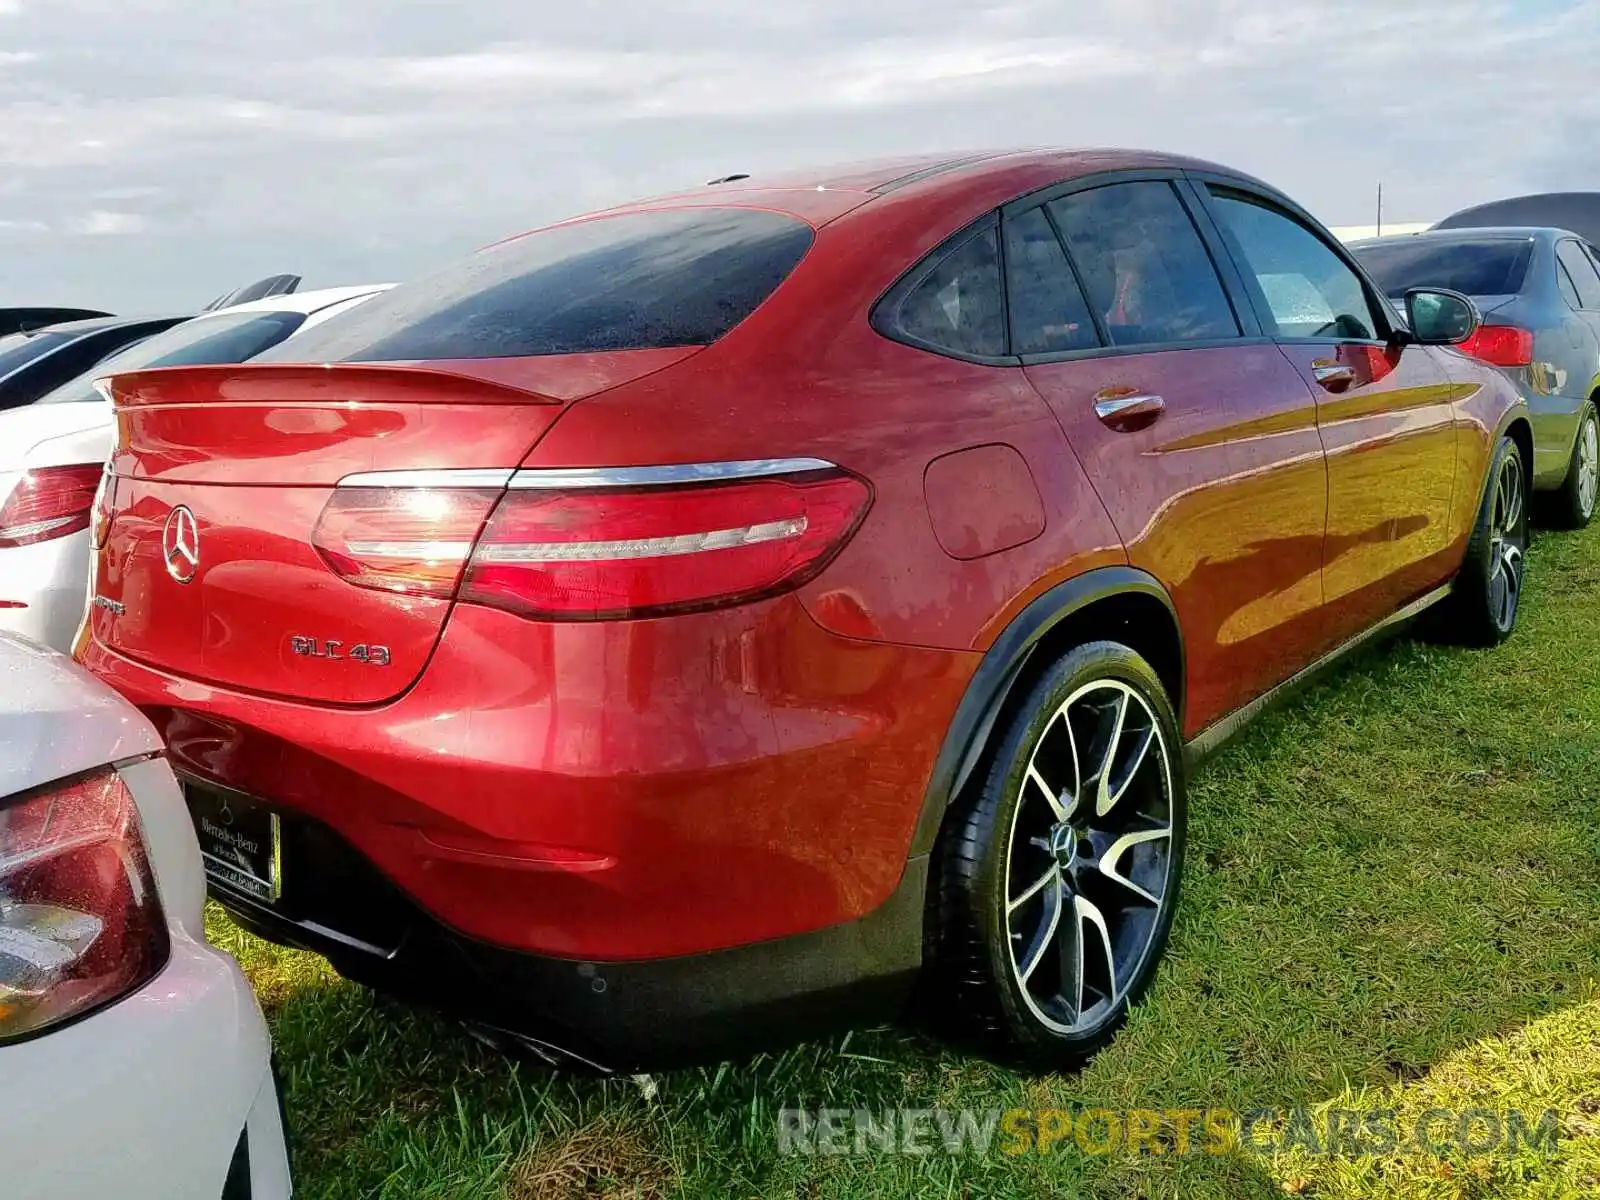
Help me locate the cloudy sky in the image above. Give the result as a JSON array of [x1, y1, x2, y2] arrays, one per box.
[[1, 0, 1594, 310]]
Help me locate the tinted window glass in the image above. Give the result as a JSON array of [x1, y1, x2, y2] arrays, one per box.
[[1351, 237, 1533, 299], [0, 331, 72, 379], [1049, 182, 1238, 346], [260, 209, 814, 363], [1557, 241, 1600, 309], [1004, 208, 1099, 355], [34, 311, 307, 404], [883, 226, 1006, 358], [1557, 261, 1584, 309], [1210, 192, 1380, 340]]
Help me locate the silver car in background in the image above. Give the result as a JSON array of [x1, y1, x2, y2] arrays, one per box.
[[1351, 227, 1600, 528]]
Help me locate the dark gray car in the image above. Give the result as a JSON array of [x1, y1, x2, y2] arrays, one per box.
[[1351, 227, 1600, 527]]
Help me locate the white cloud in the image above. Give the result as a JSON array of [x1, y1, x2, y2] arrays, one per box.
[[0, 0, 1594, 308], [70, 209, 146, 235]]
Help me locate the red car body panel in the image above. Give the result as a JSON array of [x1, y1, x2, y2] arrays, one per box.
[[74, 149, 1526, 1063]]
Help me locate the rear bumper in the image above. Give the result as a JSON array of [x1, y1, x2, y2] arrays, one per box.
[[76, 594, 973, 962], [211, 805, 927, 1070]]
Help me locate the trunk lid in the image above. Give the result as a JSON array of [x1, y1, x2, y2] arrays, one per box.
[[91, 351, 691, 704]]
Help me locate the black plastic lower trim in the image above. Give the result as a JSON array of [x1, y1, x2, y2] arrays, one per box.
[[211, 811, 927, 1072]]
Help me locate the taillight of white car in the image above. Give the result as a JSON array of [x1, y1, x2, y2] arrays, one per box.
[[0, 464, 104, 549], [0, 766, 168, 1042]]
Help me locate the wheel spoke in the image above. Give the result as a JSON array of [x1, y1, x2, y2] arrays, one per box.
[[1100, 725, 1154, 820], [1016, 878, 1064, 984], [1076, 893, 1119, 1008], [1057, 892, 1084, 1023], [1099, 826, 1172, 905], [1092, 688, 1130, 818], [1025, 711, 1080, 821], [1008, 863, 1060, 915]]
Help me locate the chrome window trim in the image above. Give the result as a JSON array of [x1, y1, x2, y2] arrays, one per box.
[[505, 458, 838, 489], [336, 468, 517, 489]]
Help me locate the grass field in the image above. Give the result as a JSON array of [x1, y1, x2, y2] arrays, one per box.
[[213, 521, 1600, 1199]]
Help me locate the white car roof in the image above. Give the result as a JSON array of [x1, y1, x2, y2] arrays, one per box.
[[0, 634, 161, 798], [214, 283, 394, 316]]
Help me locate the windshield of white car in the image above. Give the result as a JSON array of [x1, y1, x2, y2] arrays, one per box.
[[31, 310, 308, 404], [0, 330, 74, 379]]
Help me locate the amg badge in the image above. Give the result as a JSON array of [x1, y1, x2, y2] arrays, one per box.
[[289, 637, 392, 667]]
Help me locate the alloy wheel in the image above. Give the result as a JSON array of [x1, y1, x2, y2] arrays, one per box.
[[1487, 449, 1525, 633], [1579, 414, 1598, 519], [1002, 679, 1175, 1035]]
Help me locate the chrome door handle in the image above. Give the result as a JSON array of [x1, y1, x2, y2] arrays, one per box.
[[1312, 361, 1357, 391], [1093, 392, 1165, 426]]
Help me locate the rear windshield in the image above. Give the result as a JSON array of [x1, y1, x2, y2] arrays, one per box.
[[1352, 237, 1534, 299], [33, 310, 307, 404], [260, 208, 815, 363], [0, 330, 73, 379]]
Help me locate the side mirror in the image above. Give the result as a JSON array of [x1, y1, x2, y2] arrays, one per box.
[[1404, 287, 1480, 346]]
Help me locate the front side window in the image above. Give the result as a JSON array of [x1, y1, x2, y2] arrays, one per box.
[[1209, 191, 1381, 340], [878, 225, 1007, 358], [1004, 207, 1100, 355], [1556, 241, 1600, 309], [259, 208, 815, 363], [1048, 182, 1239, 347]]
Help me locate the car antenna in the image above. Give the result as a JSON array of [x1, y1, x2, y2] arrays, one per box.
[[706, 173, 751, 185]]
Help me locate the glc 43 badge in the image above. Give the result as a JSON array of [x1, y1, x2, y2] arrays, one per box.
[[289, 637, 391, 667]]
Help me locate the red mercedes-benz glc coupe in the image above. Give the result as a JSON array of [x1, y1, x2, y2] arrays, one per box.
[[76, 150, 1529, 1070]]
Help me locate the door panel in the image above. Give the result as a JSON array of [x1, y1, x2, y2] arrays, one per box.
[[1201, 186, 1459, 643], [1276, 339, 1458, 633], [1027, 345, 1327, 736]]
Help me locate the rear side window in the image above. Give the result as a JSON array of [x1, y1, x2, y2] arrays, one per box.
[[33, 311, 306, 404], [260, 209, 815, 362], [1048, 182, 1240, 346], [1556, 241, 1600, 309], [875, 225, 1007, 358], [1004, 207, 1100, 355], [1351, 237, 1533, 299]]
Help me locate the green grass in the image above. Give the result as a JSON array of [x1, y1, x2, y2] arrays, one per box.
[[211, 524, 1600, 1199]]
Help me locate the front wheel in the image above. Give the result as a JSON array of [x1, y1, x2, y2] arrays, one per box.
[[931, 641, 1186, 1069], [1436, 433, 1529, 646]]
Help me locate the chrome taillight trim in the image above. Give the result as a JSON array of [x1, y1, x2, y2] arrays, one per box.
[[505, 458, 838, 490], [335, 458, 840, 491], [336, 468, 516, 489]]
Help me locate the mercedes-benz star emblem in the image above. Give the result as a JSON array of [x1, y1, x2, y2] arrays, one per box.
[[162, 505, 200, 584]]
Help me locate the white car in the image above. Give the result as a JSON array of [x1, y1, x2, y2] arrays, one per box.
[[0, 284, 391, 651], [0, 632, 292, 1198]]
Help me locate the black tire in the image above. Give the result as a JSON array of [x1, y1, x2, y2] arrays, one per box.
[[1436, 433, 1529, 646], [1541, 401, 1598, 530], [930, 641, 1186, 1070]]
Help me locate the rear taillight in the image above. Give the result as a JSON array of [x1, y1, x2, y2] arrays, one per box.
[[0, 464, 105, 549], [313, 467, 871, 620], [1457, 325, 1534, 368], [90, 469, 115, 551], [312, 486, 502, 598], [0, 767, 169, 1043], [463, 472, 871, 619]]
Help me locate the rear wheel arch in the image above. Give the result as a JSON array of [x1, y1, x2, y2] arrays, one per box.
[[909, 567, 1184, 859]]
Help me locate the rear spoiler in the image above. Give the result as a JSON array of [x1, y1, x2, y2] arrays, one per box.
[[0, 306, 113, 336], [99, 362, 569, 409]]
